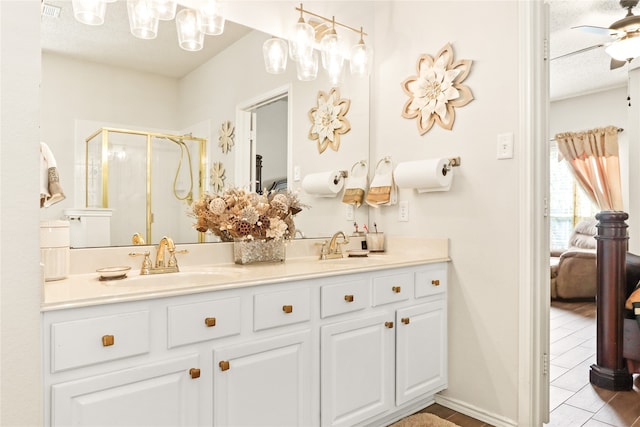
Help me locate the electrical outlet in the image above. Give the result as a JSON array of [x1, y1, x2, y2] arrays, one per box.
[[398, 200, 409, 222], [497, 133, 514, 159], [346, 204, 354, 221]]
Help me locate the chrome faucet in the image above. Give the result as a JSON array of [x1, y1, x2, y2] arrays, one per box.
[[325, 231, 349, 259], [130, 235, 186, 275]]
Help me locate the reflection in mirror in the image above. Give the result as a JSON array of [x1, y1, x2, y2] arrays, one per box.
[[40, 0, 370, 247]]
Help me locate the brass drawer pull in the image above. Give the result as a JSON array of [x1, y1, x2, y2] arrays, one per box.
[[219, 360, 230, 371], [189, 368, 201, 379], [204, 317, 217, 327], [282, 305, 293, 314], [385, 321, 394, 329], [101, 335, 114, 347], [392, 286, 401, 293], [401, 317, 410, 325], [432, 279, 440, 286], [344, 294, 354, 302]]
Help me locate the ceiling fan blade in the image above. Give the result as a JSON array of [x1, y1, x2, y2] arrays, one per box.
[[551, 44, 604, 61], [571, 25, 613, 35], [610, 58, 627, 69]]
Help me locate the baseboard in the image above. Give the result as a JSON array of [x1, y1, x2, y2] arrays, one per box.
[[435, 394, 517, 427]]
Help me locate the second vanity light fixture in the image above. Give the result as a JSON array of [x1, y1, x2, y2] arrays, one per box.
[[263, 3, 373, 84], [71, 0, 225, 52]]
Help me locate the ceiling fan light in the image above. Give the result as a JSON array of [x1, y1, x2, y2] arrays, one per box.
[[605, 33, 640, 61], [149, 0, 176, 20], [72, 0, 107, 25], [198, 0, 225, 35], [127, 0, 159, 39], [176, 8, 204, 51], [289, 19, 315, 62], [263, 37, 289, 74]]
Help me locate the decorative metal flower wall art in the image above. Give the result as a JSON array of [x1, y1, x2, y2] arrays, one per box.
[[401, 43, 474, 135], [210, 162, 226, 193], [218, 120, 235, 153], [308, 88, 351, 154]]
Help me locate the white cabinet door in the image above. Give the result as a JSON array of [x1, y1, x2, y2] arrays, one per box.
[[51, 354, 200, 427], [320, 313, 395, 427], [213, 330, 312, 427], [395, 300, 447, 406]]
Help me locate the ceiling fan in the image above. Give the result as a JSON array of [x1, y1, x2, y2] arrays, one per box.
[[554, 0, 640, 70]]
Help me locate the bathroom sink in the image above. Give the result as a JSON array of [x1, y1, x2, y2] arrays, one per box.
[[110, 269, 237, 287]]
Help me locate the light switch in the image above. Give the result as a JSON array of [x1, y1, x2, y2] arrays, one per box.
[[497, 133, 514, 160], [346, 204, 354, 221], [293, 166, 301, 182]]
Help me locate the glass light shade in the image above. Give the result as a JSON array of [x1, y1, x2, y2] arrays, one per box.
[[326, 59, 344, 86], [605, 34, 640, 61], [149, 0, 176, 20], [296, 50, 319, 81], [350, 41, 373, 76], [320, 31, 344, 71], [289, 19, 315, 62], [176, 8, 204, 51], [198, 1, 225, 35], [127, 0, 159, 39], [263, 37, 289, 74], [72, 0, 106, 25]]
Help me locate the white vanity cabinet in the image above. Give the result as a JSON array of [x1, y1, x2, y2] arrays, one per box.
[[43, 261, 447, 427]]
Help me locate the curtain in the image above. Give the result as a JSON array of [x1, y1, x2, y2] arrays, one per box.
[[555, 125, 623, 211]]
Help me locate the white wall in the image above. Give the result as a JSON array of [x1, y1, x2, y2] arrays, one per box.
[[0, 2, 43, 425], [371, 1, 520, 422]]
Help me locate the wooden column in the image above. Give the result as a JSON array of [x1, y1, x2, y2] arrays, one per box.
[[589, 211, 633, 391]]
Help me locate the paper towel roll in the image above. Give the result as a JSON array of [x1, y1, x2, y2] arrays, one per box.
[[301, 170, 344, 197], [394, 158, 453, 193]]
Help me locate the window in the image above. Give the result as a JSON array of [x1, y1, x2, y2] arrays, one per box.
[[549, 142, 599, 249]]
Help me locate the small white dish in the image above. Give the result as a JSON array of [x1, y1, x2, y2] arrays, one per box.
[[97, 266, 131, 280], [347, 249, 369, 258]]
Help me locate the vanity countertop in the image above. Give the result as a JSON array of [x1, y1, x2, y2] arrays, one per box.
[[42, 237, 449, 311]]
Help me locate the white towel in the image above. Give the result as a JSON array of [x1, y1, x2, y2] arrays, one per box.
[[40, 142, 65, 208], [342, 161, 368, 207], [365, 157, 397, 208]]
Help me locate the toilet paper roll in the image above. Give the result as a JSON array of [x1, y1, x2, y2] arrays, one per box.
[[394, 158, 453, 193], [301, 170, 344, 197]]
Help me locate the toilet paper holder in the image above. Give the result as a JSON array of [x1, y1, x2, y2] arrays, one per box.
[[443, 157, 461, 175], [334, 170, 348, 184]]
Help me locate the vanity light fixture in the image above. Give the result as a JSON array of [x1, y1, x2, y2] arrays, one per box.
[[72, 0, 107, 25], [71, 0, 227, 51], [264, 4, 372, 82], [263, 36, 289, 74], [176, 8, 204, 51], [296, 50, 319, 81]]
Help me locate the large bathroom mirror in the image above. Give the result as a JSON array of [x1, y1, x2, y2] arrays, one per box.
[[40, 0, 370, 247]]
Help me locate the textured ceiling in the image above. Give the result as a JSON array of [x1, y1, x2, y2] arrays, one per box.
[[550, 0, 639, 101], [41, 0, 253, 79], [41, 1, 638, 99]]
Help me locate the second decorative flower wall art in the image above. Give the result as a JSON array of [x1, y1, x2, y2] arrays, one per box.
[[218, 120, 235, 153], [401, 43, 474, 135], [308, 88, 351, 154]]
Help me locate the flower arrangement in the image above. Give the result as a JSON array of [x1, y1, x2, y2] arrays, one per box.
[[191, 188, 305, 241]]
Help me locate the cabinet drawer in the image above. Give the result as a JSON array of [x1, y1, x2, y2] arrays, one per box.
[[415, 265, 447, 299], [51, 311, 149, 372], [321, 278, 369, 318], [372, 272, 412, 306], [168, 297, 241, 348], [254, 287, 310, 331]]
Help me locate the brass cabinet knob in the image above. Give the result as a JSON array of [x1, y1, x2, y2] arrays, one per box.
[[219, 360, 230, 371], [189, 368, 201, 379], [282, 305, 293, 314], [392, 286, 401, 293], [344, 294, 354, 302], [385, 321, 394, 329], [101, 335, 114, 347], [401, 317, 410, 325], [432, 279, 440, 286], [204, 317, 217, 327]]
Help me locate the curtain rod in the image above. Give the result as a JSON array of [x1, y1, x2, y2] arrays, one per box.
[[549, 127, 624, 142]]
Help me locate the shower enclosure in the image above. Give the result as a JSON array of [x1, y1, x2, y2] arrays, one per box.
[[85, 127, 207, 246]]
